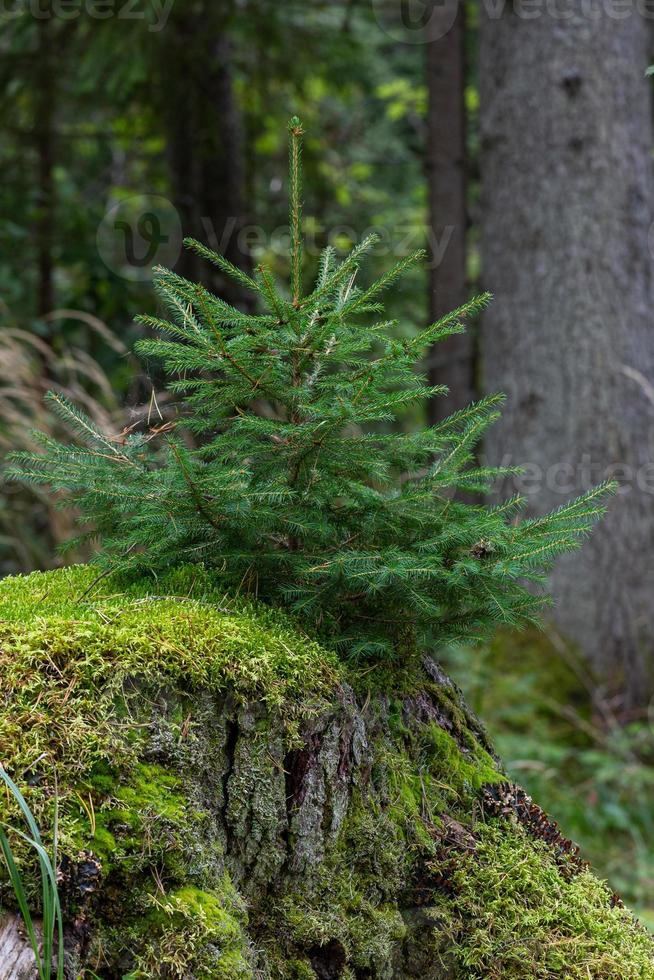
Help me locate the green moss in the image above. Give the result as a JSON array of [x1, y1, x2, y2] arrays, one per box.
[[167, 884, 244, 936], [81, 761, 193, 878], [423, 723, 500, 796], [277, 886, 406, 976], [0, 565, 339, 973], [280, 959, 315, 979], [101, 878, 252, 979], [0, 563, 338, 868], [381, 710, 501, 844], [0, 563, 339, 702], [83, 823, 117, 863], [114, 763, 186, 822], [266, 794, 409, 976], [436, 823, 654, 979]]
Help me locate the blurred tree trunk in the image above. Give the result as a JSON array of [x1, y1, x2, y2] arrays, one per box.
[[425, 0, 471, 423], [157, 0, 252, 307], [479, 5, 654, 710], [35, 15, 55, 318]]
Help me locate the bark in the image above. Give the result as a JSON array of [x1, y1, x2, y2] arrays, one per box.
[[425, 0, 472, 423], [0, 662, 487, 978], [0, 916, 39, 979], [1, 666, 648, 979], [479, 3, 654, 709], [156, 0, 252, 307]]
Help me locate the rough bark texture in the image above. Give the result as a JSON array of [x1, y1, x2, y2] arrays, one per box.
[[0, 916, 40, 979], [0, 567, 651, 979], [426, 0, 472, 423], [479, 4, 654, 708], [1, 669, 491, 979]]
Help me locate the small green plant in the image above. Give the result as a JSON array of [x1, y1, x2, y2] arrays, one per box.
[[10, 118, 614, 658], [0, 767, 64, 980]]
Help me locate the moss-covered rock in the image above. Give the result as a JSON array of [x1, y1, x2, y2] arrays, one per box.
[[0, 565, 652, 978]]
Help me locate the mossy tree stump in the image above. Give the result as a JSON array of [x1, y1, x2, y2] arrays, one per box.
[[0, 566, 651, 979]]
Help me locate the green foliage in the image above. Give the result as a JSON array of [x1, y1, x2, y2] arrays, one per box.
[[0, 0, 434, 577], [0, 768, 64, 980], [10, 122, 614, 660]]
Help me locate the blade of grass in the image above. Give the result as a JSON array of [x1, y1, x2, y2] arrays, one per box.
[[0, 767, 64, 979], [0, 828, 45, 979], [0, 767, 50, 970], [9, 826, 64, 980]]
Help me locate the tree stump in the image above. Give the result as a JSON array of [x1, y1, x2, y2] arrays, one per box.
[[0, 566, 651, 978]]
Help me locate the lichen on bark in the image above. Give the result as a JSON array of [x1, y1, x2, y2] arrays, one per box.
[[0, 566, 652, 978]]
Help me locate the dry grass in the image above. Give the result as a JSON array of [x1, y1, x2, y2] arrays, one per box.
[[0, 305, 134, 572]]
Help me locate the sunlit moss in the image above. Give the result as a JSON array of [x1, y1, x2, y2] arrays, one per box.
[[108, 880, 252, 979], [0, 563, 340, 701]]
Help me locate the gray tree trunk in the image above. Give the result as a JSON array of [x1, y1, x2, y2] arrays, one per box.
[[479, 3, 654, 709], [426, 0, 472, 423]]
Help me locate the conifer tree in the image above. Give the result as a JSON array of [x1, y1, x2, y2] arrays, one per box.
[[10, 119, 614, 658]]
